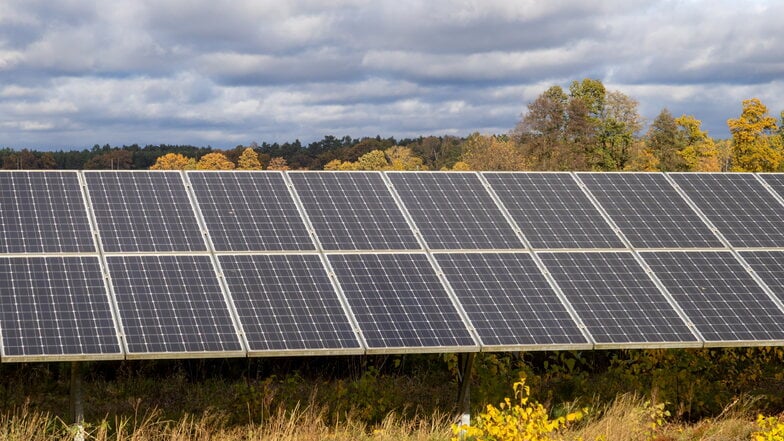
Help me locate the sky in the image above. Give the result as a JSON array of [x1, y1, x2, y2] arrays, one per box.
[[1, 0, 783, 150]]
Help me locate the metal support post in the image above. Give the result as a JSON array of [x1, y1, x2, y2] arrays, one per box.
[[70, 362, 85, 441], [456, 352, 475, 429]]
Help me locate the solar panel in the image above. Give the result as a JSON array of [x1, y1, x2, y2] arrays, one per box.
[[577, 173, 722, 248], [387, 172, 523, 250], [758, 174, 784, 198], [106, 255, 243, 356], [188, 172, 314, 251], [0, 256, 121, 360], [219, 254, 361, 354], [435, 252, 588, 349], [670, 173, 784, 248], [0, 171, 94, 253], [328, 253, 476, 352], [84, 171, 206, 252], [737, 250, 784, 306], [539, 252, 697, 346], [289, 172, 420, 251], [641, 251, 784, 343], [484, 172, 622, 249]]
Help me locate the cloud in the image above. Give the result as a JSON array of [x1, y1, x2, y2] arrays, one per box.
[[0, 0, 783, 149]]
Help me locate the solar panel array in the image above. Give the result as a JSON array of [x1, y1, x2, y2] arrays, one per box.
[[4, 169, 784, 362]]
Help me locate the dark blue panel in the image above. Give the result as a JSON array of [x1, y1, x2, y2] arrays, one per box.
[[290, 172, 420, 251], [85, 171, 205, 252], [485, 173, 622, 249], [0, 171, 94, 253], [388, 172, 523, 249], [579, 173, 722, 248], [189, 172, 314, 251], [436, 252, 587, 347], [672, 173, 784, 247], [643, 251, 784, 342], [540, 252, 697, 345], [107, 255, 242, 354], [329, 253, 475, 350], [220, 254, 360, 352], [0, 256, 120, 357]]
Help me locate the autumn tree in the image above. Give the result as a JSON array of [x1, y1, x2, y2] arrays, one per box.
[[385, 146, 426, 170], [460, 133, 526, 171], [407, 136, 461, 170], [1, 149, 56, 169], [150, 153, 196, 170], [84, 149, 134, 169], [196, 152, 235, 170], [675, 115, 720, 171], [237, 147, 263, 170], [266, 156, 290, 170], [728, 98, 782, 171]]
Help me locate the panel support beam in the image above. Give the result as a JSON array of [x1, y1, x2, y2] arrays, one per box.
[[70, 361, 85, 441], [456, 352, 475, 430]]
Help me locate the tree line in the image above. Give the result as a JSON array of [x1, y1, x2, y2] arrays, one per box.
[[2, 78, 783, 172]]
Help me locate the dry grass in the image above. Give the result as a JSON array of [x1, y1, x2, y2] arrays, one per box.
[[0, 396, 769, 441]]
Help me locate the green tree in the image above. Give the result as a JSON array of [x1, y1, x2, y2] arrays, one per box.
[[646, 109, 685, 171], [728, 98, 781, 171]]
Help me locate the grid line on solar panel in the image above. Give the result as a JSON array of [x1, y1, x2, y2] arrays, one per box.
[[0, 171, 95, 253], [732, 251, 784, 313], [84, 171, 207, 253], [434, 252, 589, 349], [288, 172, 421, 251], [641, 250, 784, 343], [576, 173, 722, 248], [328, 253, 477, 352], [539, 251, 698, 347], [483, 172, 623, 249], [106, 255, 244, 356], [188, 172, 315, 252], [670, 173, 784, 248], [219, 254, 362, 354], [386, 172, 524, 250], [0, 256, 122, 360]]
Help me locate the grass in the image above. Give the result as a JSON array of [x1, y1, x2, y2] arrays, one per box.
[[0, 395, 772, 441]]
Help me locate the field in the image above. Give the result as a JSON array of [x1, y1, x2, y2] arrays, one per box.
[[1, 350, 783, 440]]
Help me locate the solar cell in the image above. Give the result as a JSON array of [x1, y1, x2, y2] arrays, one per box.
[[219, 254, 361, 354], [484, 172, 622, 249], [188, 172, 314, 251], [577, 173, 722, 248], [539, 252, 697, 346], [85, 171, 206, 252], [106, 255, 243, 356], [328, 253, 476, 352], [387, 172, 523, 250], [0, 171, 94, 253], [435, 252, 588, 349], [641, 251, 784, 343], [0, 256, 121, 360], [289, 172, 420, 251], [736, 250, 784, 306], [670, 173, 784, 247]]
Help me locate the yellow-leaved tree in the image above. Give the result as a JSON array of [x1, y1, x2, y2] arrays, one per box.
[[237, 147, 262, 170], [150, 153, 196, 170], [676, 115, 720, 172], [459, 133, 526, 171], [385, 146, 426, 170], [196, 152, 235, 170], [728, 98, 782, 171]]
